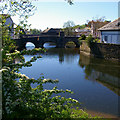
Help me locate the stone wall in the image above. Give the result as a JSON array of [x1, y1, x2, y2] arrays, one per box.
[[79, 41, 91, 56], [80, 41, 120, 61]]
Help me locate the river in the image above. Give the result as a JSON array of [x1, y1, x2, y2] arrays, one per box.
[[19, 43, 120, 118]]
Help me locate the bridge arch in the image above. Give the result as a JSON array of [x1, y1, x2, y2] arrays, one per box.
[[15, 36, 80, 50], [25, 42, 35, 50], [20, 37, 40, 50], [21, 41, 40, 50], [65, 41, 77, 48], [64, 40, 80, 48], [40, 39, 57, 48]]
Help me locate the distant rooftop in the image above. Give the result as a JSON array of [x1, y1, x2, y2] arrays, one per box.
[[43, 28, 61, 33], [98, 17, 120, 31], [43, 28, 51, 33]]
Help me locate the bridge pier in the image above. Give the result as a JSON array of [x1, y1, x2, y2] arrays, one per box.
[[35, 44, 42, 48], [56, 43, 65, 48], [56, 37, 65, 48]]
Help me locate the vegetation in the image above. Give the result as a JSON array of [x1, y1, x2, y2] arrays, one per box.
[[86, 16, 111, 38], [1, 0, 101, 119], [70, 108, 101, 119], [30, 28, 42, 35], [65, 0, 74, 5], [63, 20, 75, 36], [93, 38, 100, 43], [78, 34, 86, 46], [1, 0, 79, 119], [78, 34, 86, 40], [63, 20, 87, 37], [85, 34, 94, 47], [79, 34, 100, 47], [73, 24, 87, 29]]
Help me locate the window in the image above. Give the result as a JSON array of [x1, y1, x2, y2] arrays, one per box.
[[104, 36, 108, 42]]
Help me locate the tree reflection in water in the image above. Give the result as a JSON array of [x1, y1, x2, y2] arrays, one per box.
[[79, 52, 120, 96]]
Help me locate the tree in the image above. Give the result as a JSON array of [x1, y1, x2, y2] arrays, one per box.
[[0, 0, 79, 119], [1, 0, 99, 119], [85, 34, 94, 47], [30, 28, 42, 35], [65, 0, 74, 5], [78, 34, 86, 40], [0, 0, 36, 29], [73, 24, 86, 29], [87, 16, 110, 28], [63, 20, 75, 28], [63, 20, 75, 36]]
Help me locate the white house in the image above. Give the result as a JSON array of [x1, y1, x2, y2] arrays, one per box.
[[98, 18, 120, 44]]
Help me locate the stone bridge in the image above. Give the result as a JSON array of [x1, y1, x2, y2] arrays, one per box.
[[15, 36, 80, 50]]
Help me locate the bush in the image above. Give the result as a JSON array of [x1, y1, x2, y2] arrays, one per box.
[[78, 40, 83, 45], [93, 38, 100, 43], [2, 46, 80, 119], [78, 34, 86, 40], [85, 34, 94, 47], [1, 1, 101, 119]]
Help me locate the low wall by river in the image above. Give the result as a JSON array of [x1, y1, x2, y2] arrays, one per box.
[[80, 41, 120, 61]]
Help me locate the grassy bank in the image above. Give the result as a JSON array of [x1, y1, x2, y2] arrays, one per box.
[[70, 108, 103, 119]]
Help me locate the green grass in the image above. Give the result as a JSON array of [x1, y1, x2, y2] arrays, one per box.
[[70, 108, 102, 119]]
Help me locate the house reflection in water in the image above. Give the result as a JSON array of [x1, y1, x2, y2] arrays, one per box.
[[79, 53, 120, 96]]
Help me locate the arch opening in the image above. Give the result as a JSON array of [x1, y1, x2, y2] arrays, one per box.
[[43, 42, 56, 49], [65, 41, 76, 48], [25, 42, 35, 50]]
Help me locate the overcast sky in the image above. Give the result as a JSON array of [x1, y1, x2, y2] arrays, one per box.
[[12, 1, 119, 31]]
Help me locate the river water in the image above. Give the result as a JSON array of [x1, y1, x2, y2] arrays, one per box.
[[20, 43, 120, 118]]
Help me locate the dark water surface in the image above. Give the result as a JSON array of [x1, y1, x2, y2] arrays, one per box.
[[20, 43, 120, 117]]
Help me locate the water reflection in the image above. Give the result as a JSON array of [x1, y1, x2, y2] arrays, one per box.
[[79, 53, 120, 96], [44, 48, 120, 96], [43, 42, 56, 48], [20, 47, 120, 117], [45, 48, 79, 64], [20, 47, 120, 96]]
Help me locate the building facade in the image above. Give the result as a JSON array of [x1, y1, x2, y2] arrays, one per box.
[[98, 18, 120, 44], [90, 20, 110, 38]]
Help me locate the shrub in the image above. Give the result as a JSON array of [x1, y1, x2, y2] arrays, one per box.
[[1, 14, 80, 119], [2, 65, 79, 119], [79, 40, 83, 45], [93, 38, 100, 43], [85, 34, 94, 47], [78, 34, 86, 40], [1, 1, 101, 119]]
